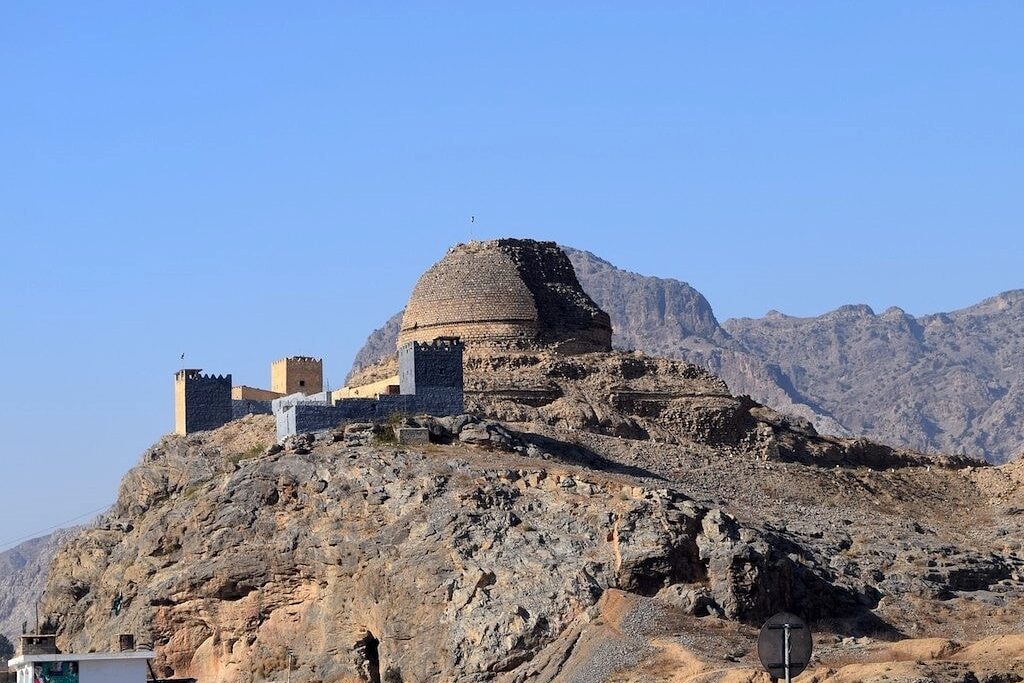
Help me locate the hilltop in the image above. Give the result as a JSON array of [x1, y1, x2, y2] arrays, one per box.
[[350, 247, 1024, 463]]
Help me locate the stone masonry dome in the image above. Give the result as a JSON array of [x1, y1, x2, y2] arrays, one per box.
[[399, 239, 613, 353]]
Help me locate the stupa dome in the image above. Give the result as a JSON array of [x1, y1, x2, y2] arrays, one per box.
[[398, 239, 612, 354]]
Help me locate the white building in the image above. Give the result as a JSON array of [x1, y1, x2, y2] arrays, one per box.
[[7, 635, 154, 683]]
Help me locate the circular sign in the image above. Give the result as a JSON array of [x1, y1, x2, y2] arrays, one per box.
[[757, 612, 813, 680]]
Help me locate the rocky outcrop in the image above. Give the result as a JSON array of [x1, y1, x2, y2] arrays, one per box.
[[347, 312, 402, 383], [36, 409, 1024, 682], [561, 248, 728, 350], [35, 418, 863, 682]]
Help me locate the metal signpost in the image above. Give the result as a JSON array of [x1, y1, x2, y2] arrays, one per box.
[[757, 612, 812, 683]]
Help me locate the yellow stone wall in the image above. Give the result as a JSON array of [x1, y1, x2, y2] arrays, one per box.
[[333, 374, 400, 401], [271, 356, 323, 395], [231, 386, 284, 400], [174, 372, 187, 435]]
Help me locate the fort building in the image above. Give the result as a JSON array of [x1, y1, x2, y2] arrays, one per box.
[[271, 356, 323, 395], [275, 338, 464, 441], [174, 342, 464, 439]]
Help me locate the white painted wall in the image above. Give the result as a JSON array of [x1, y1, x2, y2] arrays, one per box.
[[79, 658, 148, 683], [15, 658, 148, 683]]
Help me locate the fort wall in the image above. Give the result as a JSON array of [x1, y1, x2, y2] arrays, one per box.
[[332, 375, 400, 400], [232, 386, 283, 401], [273, 341, 464, 441], [232, 399, 273, 419], [177, 341, 465, 440]]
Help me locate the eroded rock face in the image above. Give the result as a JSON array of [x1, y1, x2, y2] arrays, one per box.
[[33, 402, 1024, 683], [38, 416, 881, 682]]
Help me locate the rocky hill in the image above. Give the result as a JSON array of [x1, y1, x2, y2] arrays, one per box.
[[36, 346, 1024, 681], [24, 238, 1024, 682], [0, 530, 79, 642], [348, 246, 1023, 463]]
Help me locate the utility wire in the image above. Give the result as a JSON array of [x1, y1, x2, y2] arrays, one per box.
[[0, 504, 110, 552]]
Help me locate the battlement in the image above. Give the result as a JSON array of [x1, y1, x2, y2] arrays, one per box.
[[272, 356, 319, 366], [409, 337, 465, 352], [174, 369, 231, 382]]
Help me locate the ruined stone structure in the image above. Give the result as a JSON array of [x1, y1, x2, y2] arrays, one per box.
[[398, 239, 612, 354], [173, 370, 232, 435], [271, 356, 322, 395]]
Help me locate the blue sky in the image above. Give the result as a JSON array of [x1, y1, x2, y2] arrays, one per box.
[[0, 2, 1021, 548]]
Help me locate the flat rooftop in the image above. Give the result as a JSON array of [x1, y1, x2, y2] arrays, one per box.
[[9, 650, 154, 667]]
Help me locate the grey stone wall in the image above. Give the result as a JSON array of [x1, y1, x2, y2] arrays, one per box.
[[275, 399, 383, 441], [335, 398, 380, 421], [184, 374, 232, 432], [376, 394, 418, 416], [412, 387, 463, 416], [232, 399, 273, 419], [399, 339, 464, 415]]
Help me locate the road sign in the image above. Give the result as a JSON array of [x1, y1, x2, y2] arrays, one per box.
[[757, 612, 812, 682]]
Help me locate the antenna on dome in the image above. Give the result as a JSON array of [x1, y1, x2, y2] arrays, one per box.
[[469, 215, 475, 241]]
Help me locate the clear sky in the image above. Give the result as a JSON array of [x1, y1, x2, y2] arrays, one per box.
[[1, 2, 1021, 549]]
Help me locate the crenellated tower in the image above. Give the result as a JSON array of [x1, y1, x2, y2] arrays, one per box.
[[398, 337, 465, 416], [174, 369, 232, 434]]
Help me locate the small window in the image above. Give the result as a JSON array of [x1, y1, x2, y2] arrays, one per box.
[[299, 380, 306, 387]]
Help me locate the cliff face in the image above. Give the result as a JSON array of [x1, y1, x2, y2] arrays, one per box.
[[348, 247, 1024, 463], [561, 248, 728, 350], [37, 348, 1024, 682]]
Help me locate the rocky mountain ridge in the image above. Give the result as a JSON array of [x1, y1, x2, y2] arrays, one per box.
[[348, 246, 1023, 463]]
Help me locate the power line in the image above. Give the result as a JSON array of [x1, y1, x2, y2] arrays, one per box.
[[0, 504, 110, 553]]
